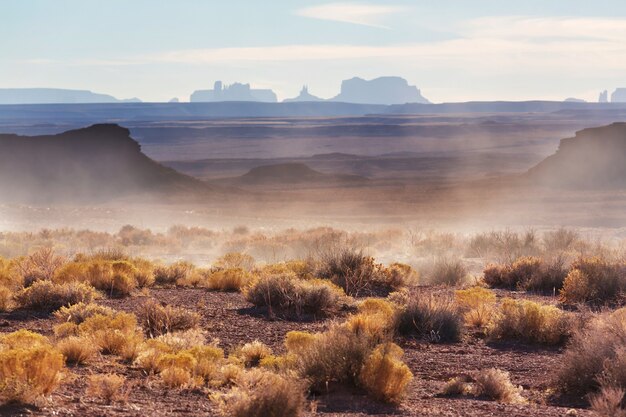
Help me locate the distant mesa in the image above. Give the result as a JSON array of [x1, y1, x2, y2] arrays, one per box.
[[564, 97, 586, 103], [330, 76, 430, 105], [190, 81, 277, 103], [527, 123, 626, 188], [0, 124, 208, 203], [283, 86, 324, 103], [230, 163, 367, 186], [0, 88, 141, 104], [599, 90, 609, 103], [168, 97, 180, 103], [611, 88, 626, 103]]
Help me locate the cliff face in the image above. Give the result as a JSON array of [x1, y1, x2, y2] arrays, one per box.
[[0, 124, 206, 203], [527, 123, 626, 188], [331, 77, 430, 105]]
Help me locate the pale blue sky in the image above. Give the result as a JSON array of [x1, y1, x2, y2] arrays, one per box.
[[2, 1, 626, 102]]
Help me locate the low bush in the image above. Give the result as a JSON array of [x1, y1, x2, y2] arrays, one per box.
[[473, 368, 525, 404], [345, 300, 397, 344], [489, 298, 571, 345], [87, 374, 128, 403], [0, 330, 65, 405], [425, 258, 468, 286], [78, 311, 143, 359], [54, 302, 115, 325], [483, 256, 568, 293], [359, 343, 413, 403], [212, 369, 305, 417], [138, 299, 200, 337], [0, 286, 13, 312], [154, 261, 195, 286], [56, 336, 97, 365], [560, 257, 626, 306], [15, 280, 99, 312], [205, 268, 252, 291], [86, 260, 137, 297], [590, 386, 626, 417], [213, 253, 255, 272], [455, 286, 497, 329], [232, 341, 273, 368], [15, 247, 65, 286], [244, 274, 343, 318], [395, 295, 464, 342]]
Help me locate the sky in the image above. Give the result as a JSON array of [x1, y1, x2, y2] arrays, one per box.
[[2, 0, 626, 103]]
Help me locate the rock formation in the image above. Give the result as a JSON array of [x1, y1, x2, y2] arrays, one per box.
[[0, 88, 141, 104], [283, 86, 324, 102], [611, 88, 626, 103], [190, 81, 277, 103], [330, 76, 430, 105]]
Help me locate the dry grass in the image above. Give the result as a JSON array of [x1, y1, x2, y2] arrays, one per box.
[[87, 374, 129, 403], [0, 286, 13, 312], [15, 280, 99, 312], [590, 386, 626, 417], [86, 260, 138, 297], [154, 261, 195, 286], [560, 257, 626, 305], [425, 258, 468, 286], [15, 247, 65, 286], [213, 252, 255, 271], [395, 295, 464, 343], [78, 311, 143, 358], [455, 286, 497, 329], [233, 341, 273, 368], [489, 298, 571, 345], [483, 256, 567, 293], [205, 268, 252, 291], [0, 330, 65, 405], [54, 302, 115, 325], [473, 368, 525, 404], [138, 299, 200, 337], [359, 343, 413, 403], [56, 336, 97, 365]]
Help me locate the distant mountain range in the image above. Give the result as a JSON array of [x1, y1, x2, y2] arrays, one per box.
[[0, 88, 141, 104]]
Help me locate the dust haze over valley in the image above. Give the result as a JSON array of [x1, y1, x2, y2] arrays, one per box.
[[6, 2, 626, 417]]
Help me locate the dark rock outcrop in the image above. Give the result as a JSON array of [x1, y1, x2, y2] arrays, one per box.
[[0, 124, 208, 202], [527, 123, 626, 188], [330, 76, 429, 105]]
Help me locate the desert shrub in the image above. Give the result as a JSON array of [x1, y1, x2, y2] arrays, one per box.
[[206, 268, 252, 291], [78, 311, 143, 358], [557, 308, 626, 395], [543, 228, 579, 253], [473, 368, 525, 404], [56, 336, 97, 365], [455, 286, 497, 329], [138, 299, 200, 337], [87, 374, 128, 403], [86, 260, 137, 297], [154, 261, 195, 285], [0, 286, 13, 312], [0, 330, 64, 405], [153, 328, 207, 351], [244, 273, 342, 317], [590, 386, 626, 417], [53, 322, 79, 338], [483, 256, 568, 293], [54, 302, 115, 324], [232, 341, 273, 368], [214, 252, 255, 272], [212, 369, 304, 417], [560, 257, 626, 305], [53, 261, 88, 284], [489, 298, 571, 345], [15, 280, 99, 312], [284, 331, 316, 354], [15, 247, 65, 286], [441, 376, 472, 396], [131, 258, 156, 288], [466, 230, 539, 262], [0, 257, 19, 289], [359, 343, 413, 403], [345, 300, 397, 344], [425, 258, 468, 286], [316, 249, 400, 296], [395, 295, 463, 342]]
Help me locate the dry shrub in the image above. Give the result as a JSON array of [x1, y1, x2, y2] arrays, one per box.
[[489, 298, 571, 345], [54, 322, 79, 339], [161, 366, 192, 388], [316, 249, 401, 296], [206, 268, 252, 292], [455, 286, 497, 329], [473, 368, 525, 404], [346, 310, 395, 345], [590, 386, 626, 417], [284, 331, 316, 354], [395, 295, 464, 342], [359, 343, 413, 403], [426, 258, 468, 286], [560, 257, 626, 306], [483, 256, 567, 293], [441, 376, 472, 396], [54, 302, 115, 325], [86, 260, 137, 297], [0, 286, 13, 312], [153, 328, 207, 351], [53, 261, 88, 284], [15, 247, 65, 286], [138, 299, 200, 337], [212, 369, 304, 417], [78, 311, 143, 358], [543, 228, 579, 253], [0, 330, 64, 405], [232, 341, 273, 368], [56, 336, 97, 365], [244, 274, 342, 318], [15, 280, 99, 312], [131, 258, 156, 288], [154, 261, 195, 285], [557, 308, 626, 395], [87, 374, 128, 403], [214, 253, 255, 272]]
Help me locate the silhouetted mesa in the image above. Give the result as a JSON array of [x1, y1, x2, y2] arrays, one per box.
[[190, 81, 277, 103], [612, 88, 626, 103], [527, 123, 626, 188], [283, 86, 324, 103], [330, 76, 430, 105], [0, 88, 141, 104], [233, 163, 367, 185], [0, 124, 208, 203]]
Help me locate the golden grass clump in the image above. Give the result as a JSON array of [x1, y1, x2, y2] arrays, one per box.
[[395, 295, 464, 343], [0, 330, 65, 405], [78, 311, 143, 358], [233, 341, 273, 368], [56, 336, 97, 365], [154, 261, 195, 285], [205, 268, 253, 292], [54, 302, 115, 325], [15, 280, 99, 312], [489, 298, 571, 345], [473, 368, 525, 404], [138, 299, 200, 337], [483, 256, 567, 293], [212, 369, 305, 417], [284, 331, 316, 354], [455, 286, 497, 329], [359, 343, 413, 403], [86, 260, 138, 297], [87, 374, 129, 403]]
